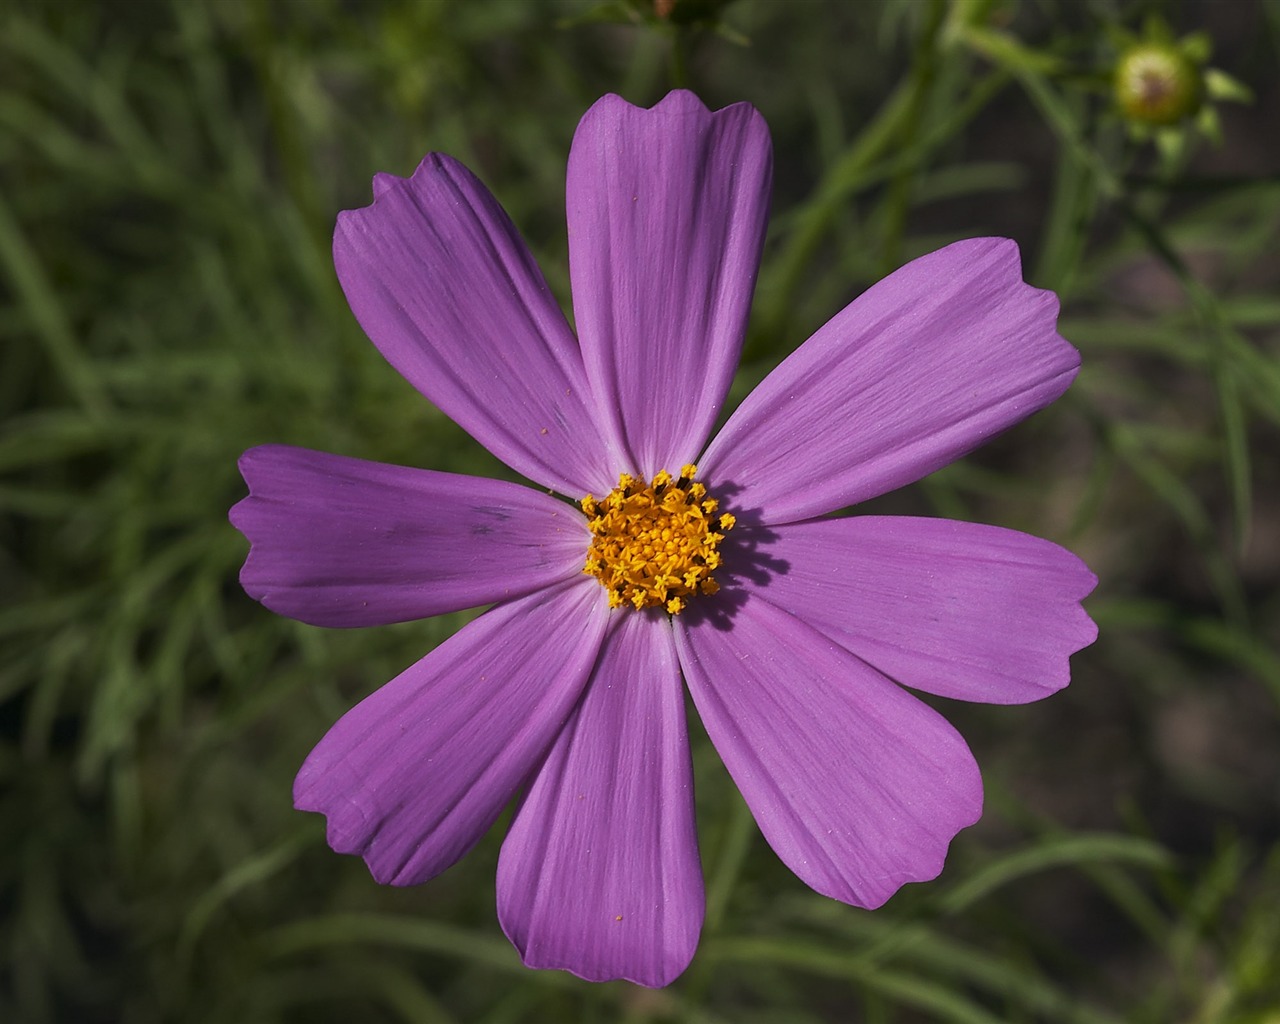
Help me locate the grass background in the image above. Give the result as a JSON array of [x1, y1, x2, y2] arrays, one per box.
[[2, 0, 1279, 1021]]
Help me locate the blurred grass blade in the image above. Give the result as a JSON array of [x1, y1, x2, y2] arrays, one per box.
[[0, 193, 110, 418], [940, 834, 1173, 914]]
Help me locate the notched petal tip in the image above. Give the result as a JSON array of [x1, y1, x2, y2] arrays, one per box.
[[512, 945, 694, 990], [1069, 568, 1102, 653], [233, 442, 275, 482], [582, 88, 708, 118], [921, 234, 1076, 349], [227, 493, 249, 534], [370, 170, 401, 199], [340, 154, 459, 218], [649, 87, 766, 125], [292, 760, 396, 881], [293, 763, 378, 867], [228, 444, 277, 582], [581, 87, 768, 131], [850, 783, 985, 911], [1042, 540, 1101, 658], [973, 234, 1081, 374], [338, 153, 454, 224]]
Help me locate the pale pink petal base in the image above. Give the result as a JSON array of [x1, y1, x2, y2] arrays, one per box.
[[738, 517, 1098, 703], [701, 238, 1081, 522], [294, 582, 608, 886], [497, 612, 703, 988], [676, 594, 983, 909], [231, 445, 588, 627]]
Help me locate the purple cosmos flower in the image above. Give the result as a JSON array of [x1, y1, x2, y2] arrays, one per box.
[[230, 90, 1097, 988]]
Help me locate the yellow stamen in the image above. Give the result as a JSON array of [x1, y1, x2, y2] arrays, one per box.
[[581, 465, 732, 614]]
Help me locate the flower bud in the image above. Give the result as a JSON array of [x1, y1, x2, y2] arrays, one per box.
[[1114, 42, 1202, 126]]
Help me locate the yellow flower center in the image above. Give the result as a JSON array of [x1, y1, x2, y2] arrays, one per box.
[[581, 464, 734, 615]]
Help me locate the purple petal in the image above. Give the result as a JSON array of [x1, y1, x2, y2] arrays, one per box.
[[567, 91, 772, 476], [334, 154, 614, 496], [700, 238, 1080, 523], [230, 445, 588, 628], [497, 613, 702, 987], [294, 582, 608, 886], [732, 517, 1097, 704], [675, 594, 983, 908]]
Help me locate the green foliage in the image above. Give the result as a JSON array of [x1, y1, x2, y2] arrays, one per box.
[[2, 0, 1278, 1021]]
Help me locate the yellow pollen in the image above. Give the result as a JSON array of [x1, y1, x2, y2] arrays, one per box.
[[581, 465, 732, 614]]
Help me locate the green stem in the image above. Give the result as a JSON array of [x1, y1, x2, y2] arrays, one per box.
[[704, 789, 756, 933], [669, 28, 689, 90], [963, 23, 1254, 614], [879, 0, 948, 274], [759, 56, 1004, 349]]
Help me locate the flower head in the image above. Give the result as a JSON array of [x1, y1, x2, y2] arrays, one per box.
[[230, 91, 1098, 988], [1115, 39, 1202, 126], [1109, 18, 1252, 150]]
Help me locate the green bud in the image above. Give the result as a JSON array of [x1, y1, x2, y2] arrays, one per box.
[[1114, 42, 1202, 126]]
